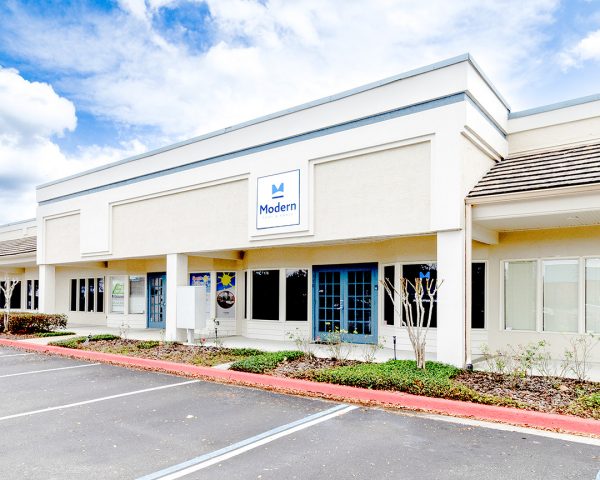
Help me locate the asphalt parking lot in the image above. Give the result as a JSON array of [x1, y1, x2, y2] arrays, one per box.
[[0, 345, 598, 480]]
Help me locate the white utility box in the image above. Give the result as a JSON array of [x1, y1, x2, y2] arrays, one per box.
[[176, 286, 207, 330]]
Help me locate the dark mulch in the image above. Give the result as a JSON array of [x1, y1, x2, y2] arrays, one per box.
[[271, 356, 359, 378], [78, 339, 255, 367], [455, 371, 599, 413], [0, 333, 37, 339]]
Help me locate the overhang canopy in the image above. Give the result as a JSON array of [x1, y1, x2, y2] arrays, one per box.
[[0, 236, 37, 257], [469, 142, 600, 198]]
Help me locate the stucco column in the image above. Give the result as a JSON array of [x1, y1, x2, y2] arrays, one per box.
[[436, 230, 466, 367], [38, 265, 56, 314], [166, 253, 188, 342]]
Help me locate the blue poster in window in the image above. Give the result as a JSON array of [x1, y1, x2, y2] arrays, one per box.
[[216, 272, 236, 318]]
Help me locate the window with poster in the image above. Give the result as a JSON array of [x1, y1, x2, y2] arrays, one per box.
[[216, 272, 236, 318]]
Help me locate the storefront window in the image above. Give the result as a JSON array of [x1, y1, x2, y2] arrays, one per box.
[[504, 261, 536, 331], [110, 276, 125, 314], [286, 269, 308, 321], [216, 272, 236, 318], [252, 270, 279, 320], [383, 265, 395, 326], [402, 264, 437, 327], [129, 276, 146, 314], [471, 263, 485, 329], [543, 260, 578, 333], [87, 278, 95, 312], [586, 259, 600, 333], [97, 278, 104, 313]]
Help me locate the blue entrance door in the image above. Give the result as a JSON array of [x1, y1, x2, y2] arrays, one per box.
[[147, 272, 166, 329], [313, 264, 378, 344]]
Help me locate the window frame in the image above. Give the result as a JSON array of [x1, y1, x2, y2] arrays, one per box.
[[501, 256, 598, 335]]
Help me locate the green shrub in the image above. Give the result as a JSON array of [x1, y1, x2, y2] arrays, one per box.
[[227, 348, 264, 357], [90, 334, 120, 341], [230, 350, 304, 373], [304, 360, 522, 408], [49, 337, 86, 348], [6, 313, 68, 334], [49, 334, 120, 349], [567, 392, 600, 419], [35, 331, 76, 337], [136, 340, 160, 349]]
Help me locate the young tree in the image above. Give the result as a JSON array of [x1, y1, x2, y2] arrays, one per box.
[[1, 276, 20, 333], [381, 276, 442, 369]]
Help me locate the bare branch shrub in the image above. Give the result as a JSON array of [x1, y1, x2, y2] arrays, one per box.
[[381, 276, 442, 369]]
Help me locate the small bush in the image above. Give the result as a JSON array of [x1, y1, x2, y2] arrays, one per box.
[[49, 337, 86, 348], [89, 334, 120, 341], [6, 313, 68, 334], [136, 341, 160, 349], [567, 392, 600, 420], [230, 351, 304, 373], [49, 334, 120, 349], [35, 331, 76, 337]]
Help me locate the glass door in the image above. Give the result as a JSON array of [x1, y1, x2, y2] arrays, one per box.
[[147, 272, 166, 329], [313, 264, 378, 344]]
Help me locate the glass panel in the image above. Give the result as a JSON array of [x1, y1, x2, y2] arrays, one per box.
[[33, 280, 39, 310], [216, 272, 236, 318], [78, 279, 86, 312], [383, 266, 395, 326], [87, 278, 95, 312], [97, 278, 104, 313], [504, 261, 536, 331], [10, 281, 21, 309], [26, 280, 32, 310], [244, 271, 248, 319], [70, 279, 77, 311], [286, 269, 308, 321], [471, 263, 485, 328], [110, 276, 125, 314], [543, 260, 578, 333], [252, 270, 280, 320], [129, 276, 146, 314], [402, 264, 437, 328], [586, 259, 600, 333]]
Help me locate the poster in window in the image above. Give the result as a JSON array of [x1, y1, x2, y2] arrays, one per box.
[[216, 272, 236, 318], [190, 272, 211, 320], [111, 278, 125, 314]]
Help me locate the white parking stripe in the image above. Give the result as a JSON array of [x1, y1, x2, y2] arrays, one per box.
[[0, 379, 199, 422], [138, 404, 358, 480], [0, 363, 101, 378], [0, 353, 34, 358]]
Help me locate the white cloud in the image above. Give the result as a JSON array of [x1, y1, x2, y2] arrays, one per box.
[[559, 29, 600, 69], [0, 0, 561, 142], [0, 0, 568, 222], [0, 67, 146, 223]]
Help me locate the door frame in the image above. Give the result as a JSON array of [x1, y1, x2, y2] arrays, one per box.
[[312, 263, 378, 344], [147, 272, 167, 329]]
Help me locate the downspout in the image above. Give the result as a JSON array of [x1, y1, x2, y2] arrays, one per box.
[[464, 203, 473, 369]]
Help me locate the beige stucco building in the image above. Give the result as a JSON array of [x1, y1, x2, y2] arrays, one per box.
[[1, 54, 599, 368]]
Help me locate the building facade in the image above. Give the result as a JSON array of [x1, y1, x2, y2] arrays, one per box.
[[0, 54, 597, 367]]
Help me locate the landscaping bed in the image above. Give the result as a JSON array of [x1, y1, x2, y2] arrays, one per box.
[[0, 331, 76, 340], [46, 337, 600, 419], [49, 336, 263, 367]]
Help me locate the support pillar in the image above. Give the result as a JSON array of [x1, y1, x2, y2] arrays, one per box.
[[436, 230, 466, 367], [38, 265, 56, 313], [166, 253, 188, 342]]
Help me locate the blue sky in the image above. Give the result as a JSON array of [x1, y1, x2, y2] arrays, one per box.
[[0, 0, 600, 221]]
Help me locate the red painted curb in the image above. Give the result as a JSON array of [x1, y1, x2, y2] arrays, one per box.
[[1, 338, 598, 437]]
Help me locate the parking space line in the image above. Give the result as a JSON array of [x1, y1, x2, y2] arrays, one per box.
[[0, 363, 101, 379], [137, 403, 358, 480], [0, 379, 199, 422], [0, 353, 35, 358]]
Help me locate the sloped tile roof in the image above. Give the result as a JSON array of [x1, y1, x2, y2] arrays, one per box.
[[0, 236, 37, 257], [469, 143, 600, 198]]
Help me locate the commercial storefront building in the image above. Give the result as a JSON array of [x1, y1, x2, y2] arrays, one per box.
[[2, 54, 600, 368]]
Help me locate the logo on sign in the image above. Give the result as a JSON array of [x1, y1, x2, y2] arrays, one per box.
[[272, 183, 284, 199], [256, 170, 300, 230]]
